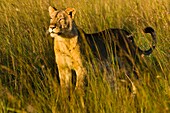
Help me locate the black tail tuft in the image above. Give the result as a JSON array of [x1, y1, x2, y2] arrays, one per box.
[[144, 27, 155, 33], [138, 27, 156, 55]]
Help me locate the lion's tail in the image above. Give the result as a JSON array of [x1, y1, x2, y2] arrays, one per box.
[[138, 27, 157, 56]]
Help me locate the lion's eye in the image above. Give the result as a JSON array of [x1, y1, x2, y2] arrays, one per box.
[[53, 24, 57, 27], [58, 18, 65, 22], [58, 18, 61, 22]]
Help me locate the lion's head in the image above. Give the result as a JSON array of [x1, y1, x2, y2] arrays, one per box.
[[48, 6, 76, 37]]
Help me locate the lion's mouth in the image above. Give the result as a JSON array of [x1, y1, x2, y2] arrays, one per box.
[[49, 27, 61, 34], [49, 29, 63, 36]]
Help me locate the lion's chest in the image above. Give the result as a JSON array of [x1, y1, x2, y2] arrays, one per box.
[[54, 36, 82, 68]]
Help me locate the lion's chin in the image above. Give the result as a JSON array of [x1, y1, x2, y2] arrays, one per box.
[[50, 33, 58, 37]]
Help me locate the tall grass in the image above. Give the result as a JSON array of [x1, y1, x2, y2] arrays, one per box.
[[0, 0, 170, 112]]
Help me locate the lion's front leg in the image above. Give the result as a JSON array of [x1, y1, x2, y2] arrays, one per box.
[[74, 66, 86, 109], [74, 66, 87, 89], [58, 66, 72, 89], [55, 51, 73, 89]]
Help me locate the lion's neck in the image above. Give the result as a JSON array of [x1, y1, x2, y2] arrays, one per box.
[[60, 21, 78, 38], [54, 34, 78, 51]]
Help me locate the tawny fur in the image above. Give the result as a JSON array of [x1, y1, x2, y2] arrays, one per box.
[[48, 6, 156, 89]]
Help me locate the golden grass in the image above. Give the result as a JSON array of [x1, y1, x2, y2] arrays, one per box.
[[0, 0, 170, 112]]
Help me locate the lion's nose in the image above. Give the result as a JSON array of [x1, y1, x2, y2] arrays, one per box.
[[49, 24, 56, 29], [50, 25, 56, 29], [50, 25, 55, 29]]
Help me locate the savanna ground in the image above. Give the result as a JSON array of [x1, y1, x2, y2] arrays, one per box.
[[0, 0, 170, 112]]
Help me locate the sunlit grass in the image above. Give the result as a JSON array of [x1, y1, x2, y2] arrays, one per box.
[[0, 0, 170, 112]]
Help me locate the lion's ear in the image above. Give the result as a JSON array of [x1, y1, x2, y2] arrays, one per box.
[[65, 8, 76, 19], [49, 6, 57, 18]]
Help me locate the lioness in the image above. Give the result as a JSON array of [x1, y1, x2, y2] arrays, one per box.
[[48, 6, 156, 89]]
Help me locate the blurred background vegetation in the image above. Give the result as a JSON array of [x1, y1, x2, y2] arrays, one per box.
[[0, 0, 170, 112]]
